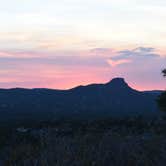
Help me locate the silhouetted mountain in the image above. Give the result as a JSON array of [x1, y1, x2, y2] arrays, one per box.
[[0, 78, 160, 124], [143, 90, 163, 95]]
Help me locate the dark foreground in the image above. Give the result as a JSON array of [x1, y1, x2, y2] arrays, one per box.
[[1, 117, 166, 166]]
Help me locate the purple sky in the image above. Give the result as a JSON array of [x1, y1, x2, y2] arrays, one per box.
[[0, 0, 166, 90]]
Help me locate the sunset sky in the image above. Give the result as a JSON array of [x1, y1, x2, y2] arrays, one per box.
[[0, 0, 166, 90]]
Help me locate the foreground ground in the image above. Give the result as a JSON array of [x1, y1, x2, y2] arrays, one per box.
[[1, 117, 166, 166]]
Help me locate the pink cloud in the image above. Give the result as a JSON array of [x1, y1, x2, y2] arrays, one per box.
[[107, 59, 132, 67], [0, 47, 165, 90]]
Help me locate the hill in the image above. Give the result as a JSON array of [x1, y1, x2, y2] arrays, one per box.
[[0, 78, 160, 124]]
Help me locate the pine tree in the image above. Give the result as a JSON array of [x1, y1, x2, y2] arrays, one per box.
[[157, 69, 166, 111]]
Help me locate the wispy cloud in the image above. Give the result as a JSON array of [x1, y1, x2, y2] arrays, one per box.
[[117, 47, 160, 58], [107, 59, 132, 67], [0, 47, 165, 90]]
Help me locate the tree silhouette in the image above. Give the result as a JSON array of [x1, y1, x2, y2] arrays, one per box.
[[158, 69, 166, 112], [162, 69, 166, 77]]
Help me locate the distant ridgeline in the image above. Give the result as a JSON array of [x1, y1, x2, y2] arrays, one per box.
[[0, 78, 161, 124]]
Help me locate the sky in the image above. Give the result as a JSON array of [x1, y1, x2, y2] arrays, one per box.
[[0, 0, 166, 90]]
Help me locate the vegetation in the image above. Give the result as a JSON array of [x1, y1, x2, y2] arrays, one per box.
[[0, 76, 164, 165], [162, 69, 166, 77], [1, 118, 166, 166], [157, 69, 166, 112]]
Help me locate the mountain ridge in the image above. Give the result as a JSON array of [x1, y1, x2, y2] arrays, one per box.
[[0, 78, 161, 123], [0, 77, 163, 93]]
